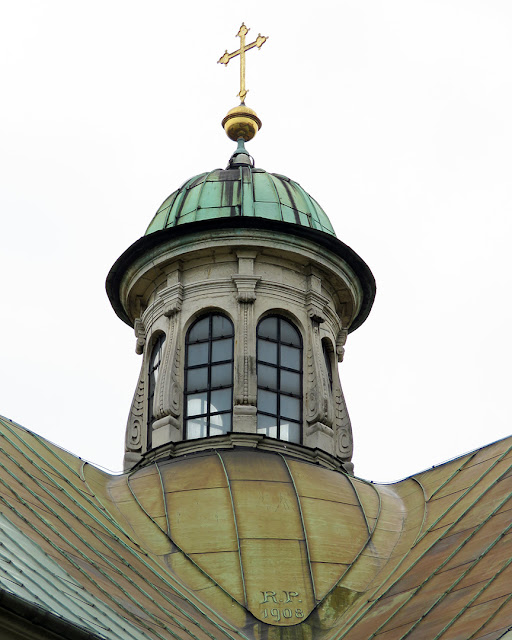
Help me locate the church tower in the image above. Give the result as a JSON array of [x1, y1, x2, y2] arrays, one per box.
[[106, 52, 375, 474]]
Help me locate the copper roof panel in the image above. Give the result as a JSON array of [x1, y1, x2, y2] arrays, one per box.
[[0, 417, 511, 639]]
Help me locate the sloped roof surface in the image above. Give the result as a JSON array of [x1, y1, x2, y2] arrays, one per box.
[[0, 512, 151, 640], [145, 168, 336, 237], [0, 414, 510, 640]]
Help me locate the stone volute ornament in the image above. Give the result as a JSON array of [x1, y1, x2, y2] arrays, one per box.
[[106, 25, 375, 475]]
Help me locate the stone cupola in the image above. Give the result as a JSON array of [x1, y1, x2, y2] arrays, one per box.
[[107, 141, 375, 473]]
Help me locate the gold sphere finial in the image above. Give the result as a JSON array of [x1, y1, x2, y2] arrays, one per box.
[[222, 105, 262, 142], [217, 23, 267, 142]]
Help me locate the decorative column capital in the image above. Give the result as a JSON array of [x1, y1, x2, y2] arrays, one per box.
[[336, 329, 348, 362], [232, 274, 261, 303], [134, 318, 146, 355], [305, 266, 328, 324], [159, 283, 184, 317], [306, 290, 328, 324]]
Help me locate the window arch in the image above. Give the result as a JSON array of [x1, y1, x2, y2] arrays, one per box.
[[257, 316, 302, 443], [147, 333, 165, 448], [184, 313, 234, 440]]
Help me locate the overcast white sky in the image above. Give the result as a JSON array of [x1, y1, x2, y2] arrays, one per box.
[[1, 1, 511, 481]]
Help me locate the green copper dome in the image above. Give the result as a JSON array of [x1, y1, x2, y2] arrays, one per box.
[[108, 143, 375, 333], [145, 166, 336, 237]]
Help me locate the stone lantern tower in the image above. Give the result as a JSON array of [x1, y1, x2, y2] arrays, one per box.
[[106, 137, 375, 473]]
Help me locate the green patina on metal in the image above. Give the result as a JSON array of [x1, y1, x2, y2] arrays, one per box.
[[145, 164, 336, 237]]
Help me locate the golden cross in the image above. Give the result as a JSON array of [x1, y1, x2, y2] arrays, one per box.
[[218, 23, 268, 103]]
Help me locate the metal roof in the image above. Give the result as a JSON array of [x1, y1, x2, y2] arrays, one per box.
[[145, 168, 336, 237], [0, 513, 151, 640], [0, 414, 510, 639]]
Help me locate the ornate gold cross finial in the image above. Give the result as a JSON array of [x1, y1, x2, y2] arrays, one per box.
[[218, 23, 268, 103]]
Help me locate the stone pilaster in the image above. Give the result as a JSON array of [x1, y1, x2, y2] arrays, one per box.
[[150, 264, 184, 448], [304, 267, 335, 453], [232, 251, 260, 433]]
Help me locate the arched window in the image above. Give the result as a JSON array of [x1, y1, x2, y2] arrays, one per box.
[[147, 333, 165, 448], [185, 313, 234, 440], [257, 316, 302, 443]]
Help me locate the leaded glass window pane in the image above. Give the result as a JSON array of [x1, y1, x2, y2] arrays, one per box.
[[187, 367, 208, 392], [210, 388, 231, 413], [211, 363, 232, 387], [280, 344, 301, 370], [258, 341, 278, 364], [212, 338, 233, 362], [257, 389, 278, 415], [280, 321, 301, 346], [257, 316, 302, 444], [258, 317, 278, 339], [188, 317, 209, 342], [212, 315, 233, 338], [187, 392, 208, 417], [280, 421, 301, 444], [258, 364, 277, 389], [210, 413, 231, 436], [185, 313, 234, 439], [257, 413, 278, 439], [280, 395, 301, 421], [280, 370, 300, 395], [187, 417, 207, 440], [188, 343, 208, 366]]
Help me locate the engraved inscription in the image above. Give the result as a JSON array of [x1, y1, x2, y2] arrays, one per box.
[[259, 590, 304, 622]]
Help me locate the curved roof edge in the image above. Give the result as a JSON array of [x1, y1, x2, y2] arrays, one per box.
[[106, 217, 376, 332]]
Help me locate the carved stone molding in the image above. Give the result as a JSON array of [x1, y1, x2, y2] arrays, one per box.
[[154, 312, 182, 424], [334, 383, 353, 464], [336, 329, 348, 363], [232, 251, 259, 415], [124, 363, 145, 469], [134, 431, 351, 474], [305, 267, 329, 323], [134, 318, 146, 355], [234, 299, 257, 410], [159, 282, 184, 317], [305, 321, 333, 429], [151, 414, 181, 449], [231, 274, 261, 303], [306, 290, 329, 324], [233, 404, 257, 433]]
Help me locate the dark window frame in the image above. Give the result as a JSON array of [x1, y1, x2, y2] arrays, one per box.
[[184, 313, 234, 440], [256, 315, 303, 444]]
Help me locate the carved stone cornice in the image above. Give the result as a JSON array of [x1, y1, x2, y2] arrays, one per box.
[[158, 282, 184, 317], [306, 289, 329, 324], [231, 274, 261, 303], [305, 266, 329, 323], [131, 431, 352, 474], [134, 318, 146, 355]]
